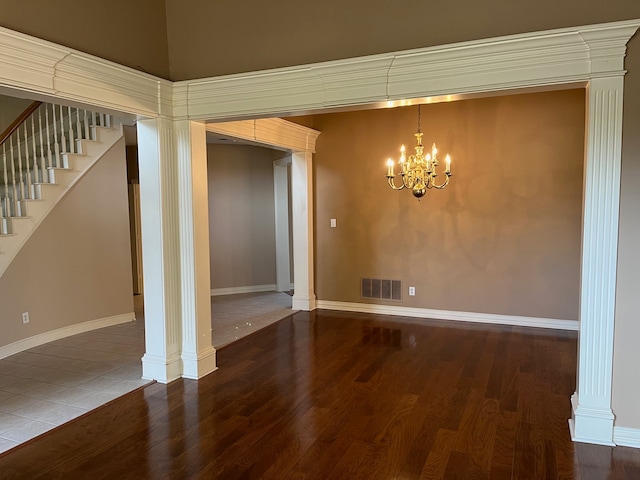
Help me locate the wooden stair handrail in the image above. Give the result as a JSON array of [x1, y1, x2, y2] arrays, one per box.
[[0, 101, 43, 146]]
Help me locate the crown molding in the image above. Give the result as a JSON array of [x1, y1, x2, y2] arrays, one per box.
[[0, 25, 168, 118], [2, 20, 638, 122], [175, 19, 640, 121]]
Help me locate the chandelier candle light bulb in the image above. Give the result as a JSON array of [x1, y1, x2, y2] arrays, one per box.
[[385, 105, 453, 199]]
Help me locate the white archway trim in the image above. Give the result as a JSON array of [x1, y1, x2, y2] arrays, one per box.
[[1, 21, 637, 122], [0, 25, 168, 117], [206, 118, 320, 152], [206, 120, 320, 310], [174, 20, 639, 121]]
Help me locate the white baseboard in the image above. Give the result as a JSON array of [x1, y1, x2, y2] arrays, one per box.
[[315, 300, 579, 331], [614, 427, 640, 448], [210, 284, 276, 296], [0, 312, 136, 360]]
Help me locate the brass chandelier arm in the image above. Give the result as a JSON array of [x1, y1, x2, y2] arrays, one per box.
[[428, 172, 452, 190], [386, 175, 407, 190]]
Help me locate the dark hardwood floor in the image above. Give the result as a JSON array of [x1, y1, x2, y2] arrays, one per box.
[[1, 310, 639, 479]]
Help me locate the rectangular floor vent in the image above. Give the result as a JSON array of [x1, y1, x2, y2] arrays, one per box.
[[361, 278, 402, 301]]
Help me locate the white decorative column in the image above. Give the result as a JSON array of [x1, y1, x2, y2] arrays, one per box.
[[570, 77, 625, 444], [568, 25, 639, 445], [137, 118, 183, 383], [291, 151, 316, 311], [274, 156, 292, 292], [175, 120, 217, 379]]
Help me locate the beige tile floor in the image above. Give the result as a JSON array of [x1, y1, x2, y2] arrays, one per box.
[[0, 314, 148, 454], [0, 291, 294, 454], [211, 291, 295, 348]]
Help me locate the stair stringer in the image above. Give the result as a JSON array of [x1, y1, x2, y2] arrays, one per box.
[[0, 122, 124, 278]]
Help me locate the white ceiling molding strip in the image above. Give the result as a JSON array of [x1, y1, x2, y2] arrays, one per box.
[[176, 20, 640, 121], [1, 20, 638, 121], [0, 25, 167, 118]]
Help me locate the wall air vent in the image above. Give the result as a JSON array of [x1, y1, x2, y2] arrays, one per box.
[[361, 278, 402, 301]]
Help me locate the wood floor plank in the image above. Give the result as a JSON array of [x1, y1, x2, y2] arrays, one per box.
[[1, 310, 640, 479]]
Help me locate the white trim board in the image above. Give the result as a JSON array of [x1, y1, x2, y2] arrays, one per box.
[[315, 300, 579, 331], [614, 427, 640, 448], [210, 284, 276, 296], [0, 312, 135, 360]]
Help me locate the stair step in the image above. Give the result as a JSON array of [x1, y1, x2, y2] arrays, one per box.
[[45, 167, 75, 184]]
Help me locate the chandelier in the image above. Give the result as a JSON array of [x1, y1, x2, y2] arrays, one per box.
[[385, 105, 452, 198]]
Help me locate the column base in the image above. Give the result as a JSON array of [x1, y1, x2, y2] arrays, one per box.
[[181, 346, 218, 380], [569, 392, 615, 446], [142, 352, 183, 384], [292, 294, 317, 311]]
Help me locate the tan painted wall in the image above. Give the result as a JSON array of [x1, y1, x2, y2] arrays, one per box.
[[164, 0, 640, 80], [207, 144, 279, 289], [313, 89, 584, 320], [0, 138, 133, 348], [0, 0, 170, 79], [0, 95, 31, 133]]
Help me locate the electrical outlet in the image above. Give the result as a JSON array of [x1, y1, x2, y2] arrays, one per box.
[[408, 286, 416, 296], [22, 312, 29, 324], [330, 218, 337, 228]]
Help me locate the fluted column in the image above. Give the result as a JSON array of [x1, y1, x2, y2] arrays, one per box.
[[291, 151, 316, 310], [175, 120, 217, 379], [570, 77, 624, 445], [137, 118, 183, 383]]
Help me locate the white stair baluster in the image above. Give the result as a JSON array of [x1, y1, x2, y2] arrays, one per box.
[[2, 143, 8, 222], [52, 104, 61, 168], [14, 134, 25, 212], [84, 110, 90, 140], [8, 139, 18, 217], [22, 124, 33, 199], [37, 108, 47, 183], [31, 115, 41, 186], [44, 105, 53, 173], [58, 105, 67, 155], [75, 108, 82, 141], [67, 106, 75, 154]]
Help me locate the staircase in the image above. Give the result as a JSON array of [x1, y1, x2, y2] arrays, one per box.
[[0, 102, 122, 277]]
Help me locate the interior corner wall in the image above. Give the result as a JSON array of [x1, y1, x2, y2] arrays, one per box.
[[0, 0, 171, 79], [613, 32, 640, 431], [0, 137, 134, 348], [313, 89, 585, 321], [207, 143, 278, 290], [0, 94, 32, 132]]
